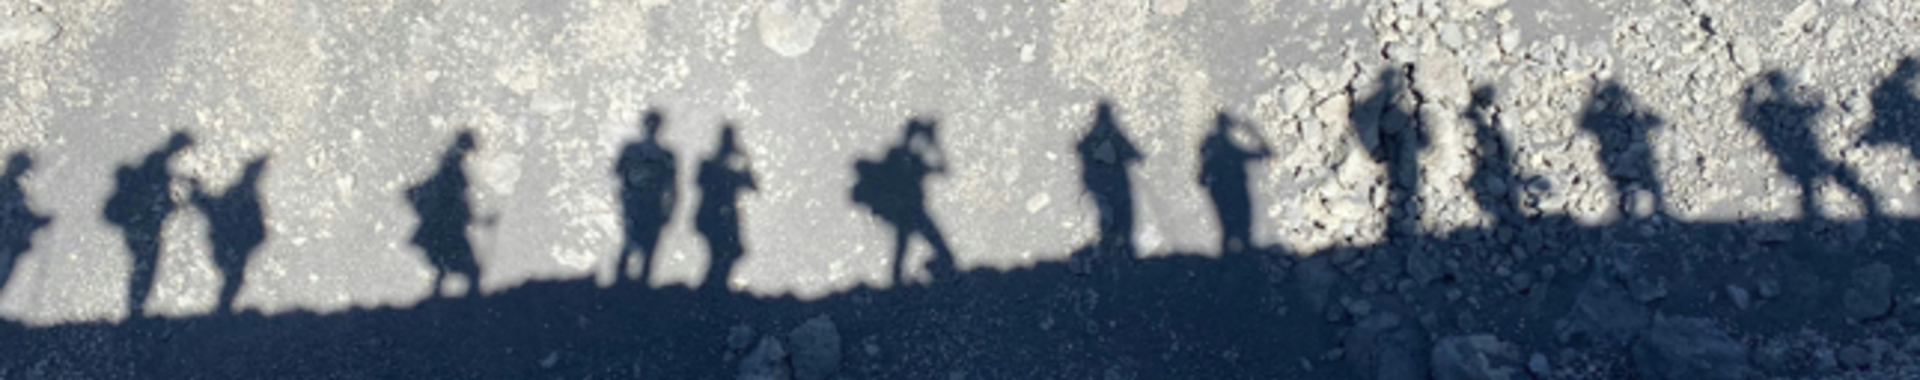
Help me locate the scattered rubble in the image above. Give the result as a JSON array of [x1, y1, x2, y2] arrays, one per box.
[[1631, 316, 1753, 380]]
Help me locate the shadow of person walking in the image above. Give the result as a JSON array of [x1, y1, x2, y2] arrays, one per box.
[[0, 153, 51, 296], [1577, 82, 1667, 221], [1740, 71, 1878, 222], [1861, 57, 1920, 161], [852, 118, 956, 284], [188, 157, 268, 313], [105, 132, 193, 317], [695, 126, 756, 293], [1350, 67, 1423, 242], [1465, 86, 1523, 228], [615, 111, 678, 283], [1071, 102, 1142, 274], [407, 131, 481, 297], [1199, 113, 1273, 255]]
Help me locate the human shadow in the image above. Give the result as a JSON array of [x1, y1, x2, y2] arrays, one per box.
[[406, 131, 481, 297], [19, 94, 1920, 379], [1071, 102, 1142, 274], [104, 132, 194, 316], [188, 157, 268, 312], [1198, 113, 1272, 255], [852, 118, 956, 283], [1465, 86, 1523, 227], [694, 125, 755, 293], [615, 111, 678, 283], [1578, 81, 1667, 220], [1740, 71, 1878, 222], [1861, 57, 1920, 160], [0, 153, 51, 295], [1350, 66, 1423, 241]]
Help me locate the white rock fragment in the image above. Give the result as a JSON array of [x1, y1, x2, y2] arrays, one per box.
[[1018, 43, 1036, 63], [758, 0, 824, 57], [1438, 23, 1466, 51], [1462, 0, 1508, 11], [1153, 0, 1189, 16], [1730, 40, 1760, 73], [1414, 52, 1470, 106], [1778, 1, 1819, 34], [0, 12, 58, 47], [1025, 193, 1051, 214], [1281, 86, 1311, 114], [1497, 29, 1520, 55], [739, 336, 792, 380]]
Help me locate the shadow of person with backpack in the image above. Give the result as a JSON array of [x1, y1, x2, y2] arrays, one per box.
[[105, 132, 193, 317], [852, 119, 956, 284]]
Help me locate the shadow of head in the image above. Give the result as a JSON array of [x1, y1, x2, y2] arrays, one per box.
[[906, 118, 939, 149], [165, 132, 196, 154], [644, 111, 665, 138], [902, 118, 944, 170], [241, 157, 270, 182], [4, 152, 31, 178], [454, 130, 478, 152], [1470, 86, 1497, 111], [1095, 102, 1117, 124], [718, 124, 740, 151]]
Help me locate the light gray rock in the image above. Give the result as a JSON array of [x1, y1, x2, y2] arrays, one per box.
[[788, 315, 842, 380], [1631, 316, 1753, 380], [0, 11, 57, 48], [1438, 23, 1466, 51]]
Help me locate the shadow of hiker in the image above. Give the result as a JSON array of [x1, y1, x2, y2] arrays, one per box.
[[1466, 86, 1523, 228], [1578, 81, 1668, 220], [695, 125, 756, 293], [853, 118, 956, 283], [0, 153, 51, 295], [1740, 71, 1878, 222], [1861, 57, 1920, 160], [1350, 66, 1423, 242], [105, 132, 193, 316], [1199, 113, 1272, 255], [188, 157, 268, 312], [1070, 102, 1142, 275], [615, 111, 678, 283], [407, 131, 481, 297]]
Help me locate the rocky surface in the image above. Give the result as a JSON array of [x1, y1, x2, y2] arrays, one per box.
[[0, 0, 1915, 378]]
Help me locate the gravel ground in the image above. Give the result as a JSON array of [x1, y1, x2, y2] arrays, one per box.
[[0, 0, 1918, 378]]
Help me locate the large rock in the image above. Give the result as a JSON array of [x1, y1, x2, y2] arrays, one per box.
[[1631, 316, 1753, 380], [788, 315, 842, 380], [1430, 334, 1524, 380], [739, 336, 792, 380], [1844, 263, 1893, 321], [1347, 313, 1428, 380], [1555, 274, 1650, 346]]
